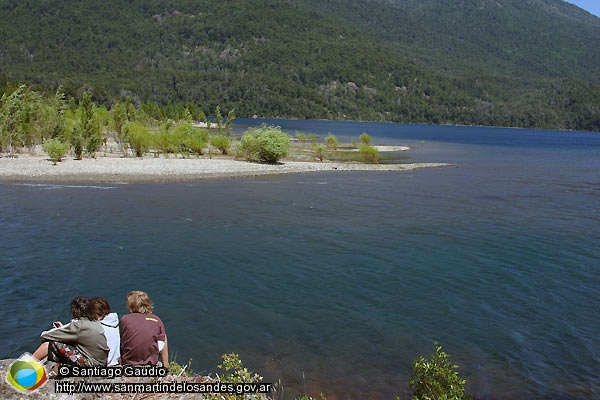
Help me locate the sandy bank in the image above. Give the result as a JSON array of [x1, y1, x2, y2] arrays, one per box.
[[0, 155, 450, 183]]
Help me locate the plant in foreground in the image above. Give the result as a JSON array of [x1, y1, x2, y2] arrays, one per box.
[[214, 353, 268, 400], [409, 343, 468, 400], [168, 359, 194, 377]]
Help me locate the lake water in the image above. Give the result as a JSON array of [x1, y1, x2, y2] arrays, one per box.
[[1, 120, 599, 399]]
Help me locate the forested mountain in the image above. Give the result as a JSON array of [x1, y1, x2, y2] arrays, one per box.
[[1, 0, 599, 130], [304, 0, 600, 81]]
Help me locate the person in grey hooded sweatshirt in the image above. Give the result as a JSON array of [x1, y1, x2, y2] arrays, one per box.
[[32, 296, 108, 367], [90, 297, 121, 366]]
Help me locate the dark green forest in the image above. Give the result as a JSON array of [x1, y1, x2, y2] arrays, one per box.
[[1, 0, 599, 131]]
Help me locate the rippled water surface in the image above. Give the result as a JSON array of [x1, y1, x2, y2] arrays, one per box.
[[1, 122, 599, 399]]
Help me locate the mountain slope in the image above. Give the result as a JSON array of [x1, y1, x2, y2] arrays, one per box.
[[304, 0, 600, 81], [0, 0, 599, 130]]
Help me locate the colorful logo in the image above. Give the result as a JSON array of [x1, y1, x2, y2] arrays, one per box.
[[5, 353, 48, 392]]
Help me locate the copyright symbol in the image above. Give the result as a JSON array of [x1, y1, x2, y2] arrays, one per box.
[[59, 365, 70, 376]]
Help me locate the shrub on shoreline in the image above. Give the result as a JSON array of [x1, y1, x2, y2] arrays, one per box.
[[359, 143, 379, 164], [42, 138, 69, 165], [324, 133, 338, 150], [124, 122, 150, 157], [237, 124, 290, 164]]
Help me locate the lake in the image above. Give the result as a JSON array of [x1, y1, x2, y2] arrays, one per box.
[[1, 120, 599, 399]]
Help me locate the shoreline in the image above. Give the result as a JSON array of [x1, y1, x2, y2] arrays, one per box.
[[0, 154, 450, 183]]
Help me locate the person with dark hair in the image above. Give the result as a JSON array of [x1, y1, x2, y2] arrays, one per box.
[[69, 295, 89, 319], [32, 296, 108, 367], [90, 297, 120, 366], [120, 291, 168, 366]]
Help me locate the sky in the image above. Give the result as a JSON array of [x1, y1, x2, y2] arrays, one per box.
[[564, 0, 600, 17]]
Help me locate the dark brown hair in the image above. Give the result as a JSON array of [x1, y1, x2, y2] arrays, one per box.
[[70, 296, 89, 319], [87, 297, 110, 321]]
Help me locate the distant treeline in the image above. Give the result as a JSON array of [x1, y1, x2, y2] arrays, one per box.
[[1, 0, 599, 131]]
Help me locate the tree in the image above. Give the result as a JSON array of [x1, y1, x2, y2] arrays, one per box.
[[0, 84, 31, 156], [198, 110, 207, 124], [224, 109, 235, 137], [214, 105, 224, 135], [237, 124, 290, 163], [71, 128, 84, 160], [78, 91, 102, 158], [111, 101, 128, 153], [53, 86, 68, 141], [409, 343, 468, 400]]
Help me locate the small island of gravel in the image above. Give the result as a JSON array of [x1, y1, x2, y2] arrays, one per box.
[[0, 142, 450, 183]]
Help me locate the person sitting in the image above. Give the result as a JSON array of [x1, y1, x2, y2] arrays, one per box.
[[90, 297, 120, 366], [32, 296, 109, 367], [119, 291, 168, 366]]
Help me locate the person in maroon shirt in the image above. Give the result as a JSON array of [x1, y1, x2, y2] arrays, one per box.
[[119, 291, 168, 366]]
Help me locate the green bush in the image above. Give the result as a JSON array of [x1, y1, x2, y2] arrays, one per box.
[[237, 124, 289, 163], [152, 122, 208, 157], [313, 144, 326, 161], [170, 122, 192, 155], [167, 122, 208, 156], [211, 134, 231, 154], [359, 143, 379, 164], [215, 353, 267, 400], [177, 123, 208, 156], [324, 133, 338, 150], [71, 129, 84, 160], [153, 130, 176, 157], [359, 132, 371, 144], [42, 138, 69, 165], [167, 359, 194, 377], [124, 122, 150, 157], [409, 343, 468, 400], [152, 120, 177, 157]]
